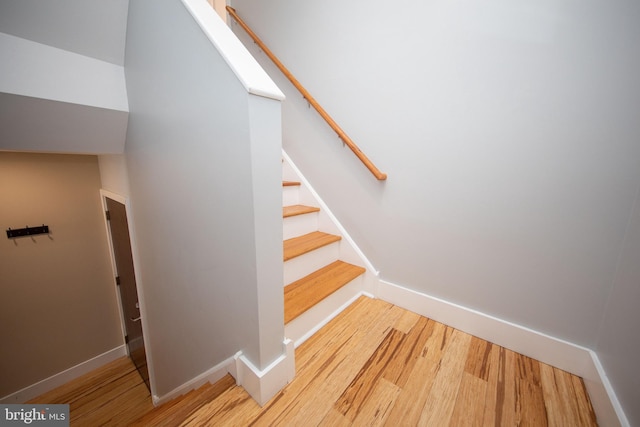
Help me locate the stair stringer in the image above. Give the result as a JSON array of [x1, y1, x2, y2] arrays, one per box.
[[282, 150, 380, 347]]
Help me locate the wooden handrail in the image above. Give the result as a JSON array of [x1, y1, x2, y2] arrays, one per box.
[[226, 7, 387, 181]]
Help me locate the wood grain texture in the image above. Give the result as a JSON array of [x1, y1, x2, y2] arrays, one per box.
[[283, 204, 320, 218], [384, 322, 453, 425], [283, 231, 341, 261], [449, 372, 488, 427], [284, 260, 365, 323], [382, 317, 434, 388], [335, 328, 406, 420], [480, 342, 502, 426], [418, 329, 473, 426], [29, 296, 598, 426], [28, 357, 154, 426], [351, 378, 400, 427], [129, 375, 236, 426]]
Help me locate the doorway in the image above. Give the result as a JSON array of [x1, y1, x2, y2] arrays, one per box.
[[104, 195, 150, 390]]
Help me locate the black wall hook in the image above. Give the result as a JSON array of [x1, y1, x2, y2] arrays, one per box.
[[6, 225, 49, 239]]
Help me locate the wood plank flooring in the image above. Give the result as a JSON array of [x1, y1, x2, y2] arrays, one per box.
[[29, 296, 598, 426], [27, 357, 154, 426]]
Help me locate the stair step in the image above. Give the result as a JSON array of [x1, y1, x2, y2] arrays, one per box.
[[284, 260, 366, 323], [282, 181, 301, 187], [283, 204, 320, 218], [284, 243, 339, 285], [284, 231, 341, 261], [129, 374, 235, 426], [283, 208, 319, 240]]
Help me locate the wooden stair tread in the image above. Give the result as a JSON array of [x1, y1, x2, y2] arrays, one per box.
[[284, 231, 341, 261], [283, 204, 320, 218], [129, 374, 235, 426], [282, 181, 301, 187], [284, 260, 366, 323]]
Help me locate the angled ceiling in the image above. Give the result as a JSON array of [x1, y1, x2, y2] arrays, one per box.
[[0, 0, 129, 65], [0, 0, 130, 154]]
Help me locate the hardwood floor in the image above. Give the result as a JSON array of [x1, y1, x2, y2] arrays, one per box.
[[28, 356, 154, 426], [29, 296, 598, 426]]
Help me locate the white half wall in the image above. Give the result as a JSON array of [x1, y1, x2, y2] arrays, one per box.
[[124, 0, 286, 399]]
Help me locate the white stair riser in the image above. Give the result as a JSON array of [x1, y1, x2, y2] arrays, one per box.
[[282, 186, 299, 206], [285, 275, 364, 347], [284, 243, 340, 286], [282, 159, 299, 183], [283, 212, 319, 240]]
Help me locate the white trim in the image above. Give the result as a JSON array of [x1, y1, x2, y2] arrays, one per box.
[[377, 279, 627, 427], [378, 280, 591, 373], [0, 346, 126, 404], [584, 352, 630, 427], [152, 355, 237, 406], [234, 339, 295, 406], [100, 189, 126, 205], [290, 290, 375, 348], [286, 287, 369, 349], [180, 0, 284, 101], [99, 190, 128, 347]]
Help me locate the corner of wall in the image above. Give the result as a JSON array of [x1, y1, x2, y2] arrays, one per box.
[[0, 346, 126, 404], [233, 339, 295, 406], [583, 351, 631, 427], [376, 279, 628, 427], [152, 355, 238, 407]]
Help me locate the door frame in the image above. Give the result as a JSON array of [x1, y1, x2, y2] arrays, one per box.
[[100, 189, 155, 395]]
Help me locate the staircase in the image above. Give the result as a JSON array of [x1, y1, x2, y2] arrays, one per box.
[[129, 155, 374, 423], [281, 153, 372, 346]]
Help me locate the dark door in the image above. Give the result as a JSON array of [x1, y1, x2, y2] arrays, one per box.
[[105, 197, 150, 390]]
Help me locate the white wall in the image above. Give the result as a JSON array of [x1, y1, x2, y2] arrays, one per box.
[[124, 0, 284, 397], [98, 155, 131, 198], [0, 12, 129, 155], [230, 0, 640, 420], [0, 33, 128, 111], [595, 185, 640, 427], [0, 0, 129, 65], [0, 92, 128, 155]]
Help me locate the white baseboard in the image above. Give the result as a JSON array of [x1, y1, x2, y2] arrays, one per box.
[[234, 339, 295, 406], [583, 351, 630, 427], [376, 279, 627, 427], [0, 345, 127, 404], [286, 286, 370, 349], [152, 355, 236, 406]]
